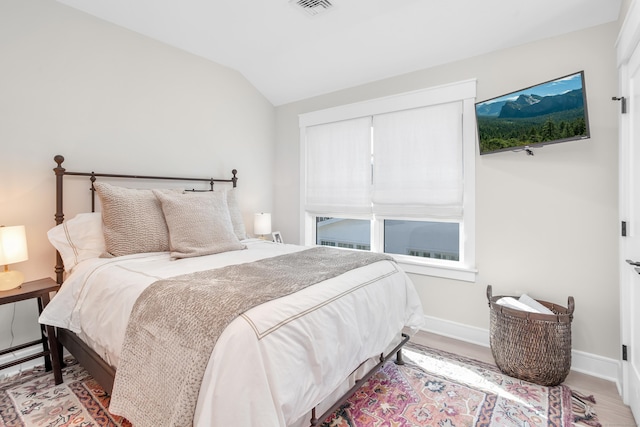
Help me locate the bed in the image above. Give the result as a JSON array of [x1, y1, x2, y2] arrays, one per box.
[[39, 155, 425, 427]]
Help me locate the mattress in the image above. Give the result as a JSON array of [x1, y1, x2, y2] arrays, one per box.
[[40, 239, 424, 426]]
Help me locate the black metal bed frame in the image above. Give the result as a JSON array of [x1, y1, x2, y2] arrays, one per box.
[[51, 154, 408, 427]]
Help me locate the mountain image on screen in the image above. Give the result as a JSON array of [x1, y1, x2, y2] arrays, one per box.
[[475, 72, 589, 155]]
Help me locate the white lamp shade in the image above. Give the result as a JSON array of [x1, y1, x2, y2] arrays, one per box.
[[254, 213, 272, 235], [0, 225, 28, 265]]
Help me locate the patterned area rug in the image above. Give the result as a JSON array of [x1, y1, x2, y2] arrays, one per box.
[[320, 342, 600, 427], [0, 343, 599, 427], [0, 360, 130, 427]]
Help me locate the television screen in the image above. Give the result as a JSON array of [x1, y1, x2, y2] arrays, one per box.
[[475, 71, 590, 155]]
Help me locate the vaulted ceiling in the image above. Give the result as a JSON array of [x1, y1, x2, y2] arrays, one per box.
[[56, 0, 622, 106]]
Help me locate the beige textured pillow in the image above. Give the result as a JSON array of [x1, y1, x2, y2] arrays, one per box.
[[153, 190, 246, 259], [94, 182, 171, 257], [226, 188, 247, 240]]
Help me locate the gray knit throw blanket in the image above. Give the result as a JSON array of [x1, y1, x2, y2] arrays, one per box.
[[108, 247, 393, 427]]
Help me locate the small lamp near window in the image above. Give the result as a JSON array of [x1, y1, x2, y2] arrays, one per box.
[[254, 213, 272, 240], [0, 225, 29, 291]]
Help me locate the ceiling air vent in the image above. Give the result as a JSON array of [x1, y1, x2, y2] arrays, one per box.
[[290, 0, 334, 17]]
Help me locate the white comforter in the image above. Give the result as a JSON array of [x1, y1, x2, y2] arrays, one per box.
[[39, 239, 424, 427]]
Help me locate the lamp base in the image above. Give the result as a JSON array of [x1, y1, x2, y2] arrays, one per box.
[[0, 270, 24, 291]]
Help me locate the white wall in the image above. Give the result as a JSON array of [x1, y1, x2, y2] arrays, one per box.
[[0, 0, 624, 373], [275, 23, 620, 360], [621, 0, 634, 25], [0, 0, 275, 364]]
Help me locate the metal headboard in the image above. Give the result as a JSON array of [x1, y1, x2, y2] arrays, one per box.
[[52, 154, 238, 284]]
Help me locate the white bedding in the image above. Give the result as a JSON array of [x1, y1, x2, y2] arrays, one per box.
[[39, 239, 424, 427]]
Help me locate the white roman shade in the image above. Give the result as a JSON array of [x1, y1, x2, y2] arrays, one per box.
[[300, 79, 477, 281], [372, 101, 463, 218], [305, 102, 463, 219], [305, 117, 373, 215]]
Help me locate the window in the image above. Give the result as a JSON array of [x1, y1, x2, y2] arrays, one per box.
[[384, 220, 459, 261], [316, 218, 371, 250], [299, 80, 477, 281]]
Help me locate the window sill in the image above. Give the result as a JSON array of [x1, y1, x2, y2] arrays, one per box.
[[397, 258, 477, 282]]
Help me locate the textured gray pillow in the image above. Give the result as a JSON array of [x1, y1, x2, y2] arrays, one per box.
[[226, 188, 247, 240], [153, 190, 246, 259], [94, 182, 171, 257]]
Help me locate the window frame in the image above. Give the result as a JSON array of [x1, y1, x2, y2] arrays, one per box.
[[299, 80, 477, 282]]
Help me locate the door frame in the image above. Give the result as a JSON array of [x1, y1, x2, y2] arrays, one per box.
[[617, 0, 640, 408]]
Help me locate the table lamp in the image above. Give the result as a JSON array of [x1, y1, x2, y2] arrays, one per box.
[[0, 225, 29, 291], [254, 213, 272, 239]]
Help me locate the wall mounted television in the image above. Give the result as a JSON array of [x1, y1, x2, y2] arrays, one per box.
[[475, 71, 590, 155]]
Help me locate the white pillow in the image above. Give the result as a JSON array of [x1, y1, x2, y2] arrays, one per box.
[[153, 190, 246, 259], [47, 212, 105, 273], [226, 188, 247, 240]]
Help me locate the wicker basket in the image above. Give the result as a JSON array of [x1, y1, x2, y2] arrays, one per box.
[[486, 285, 574, 386]]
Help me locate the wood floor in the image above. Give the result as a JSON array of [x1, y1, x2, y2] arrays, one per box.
[[412, 331, 638, 427]]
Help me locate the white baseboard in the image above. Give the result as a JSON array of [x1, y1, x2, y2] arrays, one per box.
[[570, 349, 623, 395], [1, 315, 622, 396], [0, 345, 71, 380], [421, 315, 622, 392], [0, 346, 45, 379], [422, 314, 490, 348]]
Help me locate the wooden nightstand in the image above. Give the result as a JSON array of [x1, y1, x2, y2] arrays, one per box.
[[0, 277, 62, 384]]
